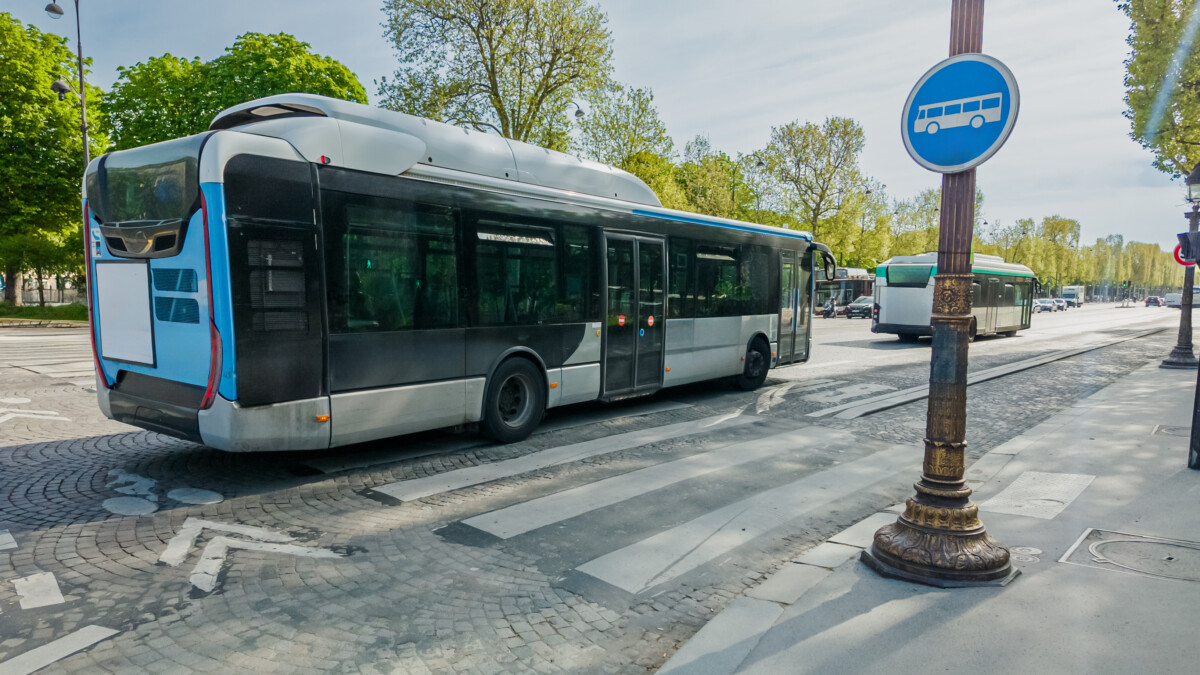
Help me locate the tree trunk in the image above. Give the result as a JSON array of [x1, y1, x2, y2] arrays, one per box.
[[36, 268, 45, 307], [4, 264, 21, 306]]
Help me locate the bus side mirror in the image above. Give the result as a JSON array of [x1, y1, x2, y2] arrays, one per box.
[[822, 252, 837, 282]]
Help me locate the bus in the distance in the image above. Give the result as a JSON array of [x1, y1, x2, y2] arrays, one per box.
[[872, 252, 1035, 342], [82, 94, 834, 452]]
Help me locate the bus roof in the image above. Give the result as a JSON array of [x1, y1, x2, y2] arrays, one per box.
[[211, 93, 662, 207], [209, 94, 814, 244], [878, 252, 1033, 277]]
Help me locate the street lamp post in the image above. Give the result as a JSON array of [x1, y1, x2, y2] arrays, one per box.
[[1162, 163, 1200, 369], [862, 0, 1016, 587], [45, 1, 89, 167]]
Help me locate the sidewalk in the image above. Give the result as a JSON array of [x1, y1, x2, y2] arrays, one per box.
[[660, 362, 1200, 674]]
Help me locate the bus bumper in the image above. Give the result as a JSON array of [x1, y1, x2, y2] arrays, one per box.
[[104, 387, 204, 444], [872, 322, 932, 336], [197, 395, 332, 452]]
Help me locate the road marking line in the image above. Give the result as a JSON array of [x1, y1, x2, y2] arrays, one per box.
[[0, 625, 119, 675], [189, 536, 342, 592], [575, 442, 914, 595], [373, 413, 758, 502], [464, 427, 844, 539], [160, 518, 292, 566], [0, 530, 16, 552], [802, 383, 896, 404], [11, 572, 65, 609]]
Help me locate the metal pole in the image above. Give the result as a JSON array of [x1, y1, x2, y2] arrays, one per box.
[[1163, 204, 1199, 368], [863, 0, 1015, 587], [74, 0, 89, 167]]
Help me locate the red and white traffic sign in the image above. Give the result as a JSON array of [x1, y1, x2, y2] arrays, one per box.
[[618, 315, 625, 326], [647, 315, 654, 327], [1176, 244, 1195, 267]]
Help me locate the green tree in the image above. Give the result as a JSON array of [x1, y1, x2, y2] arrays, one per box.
[[621, 150, 690, 211], [573, 85, 672, 166], [379, 0, 612, 148], [0, 13, 105, 304], [762, 117, 866, 241], [1118, 0, 1200, 177], [675, 136, 744, 219], [104, 33, 366, 150]]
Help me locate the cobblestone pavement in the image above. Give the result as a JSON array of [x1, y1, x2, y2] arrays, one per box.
[[0, 313, 1182, 674]]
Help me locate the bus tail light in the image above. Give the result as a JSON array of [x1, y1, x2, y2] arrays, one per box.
[[199, 193, 223, 410], [83, 203, 110, 390]]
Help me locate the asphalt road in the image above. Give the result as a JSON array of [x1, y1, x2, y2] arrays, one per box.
[[0, 303, 1182, 674]]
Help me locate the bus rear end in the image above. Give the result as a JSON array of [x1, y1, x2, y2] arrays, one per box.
[[85, 132, 329, 452]]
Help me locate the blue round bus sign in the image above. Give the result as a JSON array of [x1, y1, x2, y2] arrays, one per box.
[[901, 53, 1019, 173]]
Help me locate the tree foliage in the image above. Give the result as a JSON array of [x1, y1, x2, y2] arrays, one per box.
[[104, 33, 366, 150], [762, 117, 866, 241], [572, 85, 672, 166], [380, 0, 612, 149], [0, 13, 104, 303], [1118, 0, 1200, 177]]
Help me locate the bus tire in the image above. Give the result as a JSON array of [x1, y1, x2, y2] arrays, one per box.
[[735, 338, 771, 391], [967, 319, 978, 343], [926, 122, 939, 134], [970, 115, 984, 129], [481, 358, 545, 443]]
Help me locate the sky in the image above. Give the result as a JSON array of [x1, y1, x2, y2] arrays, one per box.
[[6, 0, 1188, 250]]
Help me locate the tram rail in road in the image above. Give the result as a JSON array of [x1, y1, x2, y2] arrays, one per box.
[[807, 327, 1166, 420]]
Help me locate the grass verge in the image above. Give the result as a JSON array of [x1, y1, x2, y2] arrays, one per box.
[[0, 303, 88, 321]]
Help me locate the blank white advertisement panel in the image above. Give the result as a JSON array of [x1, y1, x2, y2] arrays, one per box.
[[95, 261, 155, 366]]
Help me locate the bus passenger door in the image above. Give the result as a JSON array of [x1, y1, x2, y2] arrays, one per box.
[[778, 250, 802, 365], [602, 235, 665, 398], [984, 277, 1000, 333]]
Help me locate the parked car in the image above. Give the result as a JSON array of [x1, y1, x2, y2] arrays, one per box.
[[1052, 298, 1068, 311], [1033, 299, 1056, 313], [1146, 296, 1164, 307], [845, 295, 874, 318]]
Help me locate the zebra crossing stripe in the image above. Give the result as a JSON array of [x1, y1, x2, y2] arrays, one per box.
[[575, 443, 915, 595], [463, 426, 846, 539], [372, 413, 758, 502]]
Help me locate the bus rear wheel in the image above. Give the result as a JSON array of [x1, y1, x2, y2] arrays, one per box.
[[482, 358, 545, 443], [735, 339, 771, 391], [967, 319, 978, 343], [970, 115, 984, 128]]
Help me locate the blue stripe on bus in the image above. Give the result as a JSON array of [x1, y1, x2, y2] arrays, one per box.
[[631, 209, 813, 241], [200, 182, 238, 402]]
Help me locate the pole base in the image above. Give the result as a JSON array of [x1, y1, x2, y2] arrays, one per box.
[[863, 518, 1017, 588], [860, 546, 1020, 588], [1161, 346, 1198, 369]]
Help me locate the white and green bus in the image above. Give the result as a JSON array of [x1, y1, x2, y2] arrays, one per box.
[[872, 252, 1035, 342]]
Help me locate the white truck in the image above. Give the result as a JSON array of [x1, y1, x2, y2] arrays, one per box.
[[1061, 285, 1085, 307]]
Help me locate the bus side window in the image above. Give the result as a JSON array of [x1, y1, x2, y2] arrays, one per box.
[[982, 97, 1000, 109], [962, 100, 980, 112], [695, 246, 740, 317], [561, 224, 593, 322], [668, 237, 694, 319], [325, 191, 459, 333], [473, 217, 559, 326]]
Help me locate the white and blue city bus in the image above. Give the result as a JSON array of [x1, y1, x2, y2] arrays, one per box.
[[83, 94, 834, 452], [872, 252, 1035, 342]]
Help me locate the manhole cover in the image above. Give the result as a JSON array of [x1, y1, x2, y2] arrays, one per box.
[[1152, 425, 1190, 437], [1061, 529, 1200, 582]]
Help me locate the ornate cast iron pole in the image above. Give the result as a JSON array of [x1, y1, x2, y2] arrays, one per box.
[[862, 0, 1016, 586], [1164, 203, 1199, 369]]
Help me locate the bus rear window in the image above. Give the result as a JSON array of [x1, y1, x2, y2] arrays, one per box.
[[86, 133, 209, 258], [886, 265, 933, 287]]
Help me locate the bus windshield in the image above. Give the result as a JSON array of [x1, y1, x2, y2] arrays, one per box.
[[885, 265, 933, 287]]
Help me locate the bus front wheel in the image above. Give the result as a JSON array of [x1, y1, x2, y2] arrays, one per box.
[[482, 358, 545, 443], [925, 122, 939, 134], [967, 319, 978, 343], [735, 338, 771, 391]]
